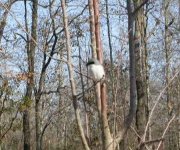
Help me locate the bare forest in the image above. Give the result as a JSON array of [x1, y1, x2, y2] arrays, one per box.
[[0, 0, 179, 150]]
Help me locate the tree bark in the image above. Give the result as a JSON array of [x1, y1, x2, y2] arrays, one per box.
[[90, 1, 138, 149], [93, 0, 103, 63], [61, 1, 90, 150], [133, 0, 149, 147], [164, 0, 173, 116], [29, 1, 39, 150], [164, 1, 174, 149], [23, 0, 37, 149], [114, 1, 137, 147], [89, 0, 96, 59], [92, 1, 113, 149]]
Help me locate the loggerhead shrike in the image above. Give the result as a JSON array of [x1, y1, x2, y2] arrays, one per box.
[[86, 58, 105, 81]]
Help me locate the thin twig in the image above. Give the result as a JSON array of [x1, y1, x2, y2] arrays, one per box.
[[0, 1, 87, 64], [143, 69, 180, 141], [156, 115, 176, 150]]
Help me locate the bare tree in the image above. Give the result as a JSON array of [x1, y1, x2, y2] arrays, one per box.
[[88, 0, 138, 149], [23, 0, 38, 149], [133, 0, 149, 148], [0, 0, 17, 42], [61, 0, 90, 149], [164, 0, 173, 115], [0, 0, 179, 149]]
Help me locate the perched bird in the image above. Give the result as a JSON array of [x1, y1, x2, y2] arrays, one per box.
[[86, 58, 105, 81]]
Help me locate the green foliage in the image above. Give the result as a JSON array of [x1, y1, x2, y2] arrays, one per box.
[[19, 96, 32, 112]]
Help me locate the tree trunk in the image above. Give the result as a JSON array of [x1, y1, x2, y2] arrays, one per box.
[[164, 0, 173, 116], [88, 0, 96, 59], [133, 0, 149, 147], [164, 1, 174, 149], [90, 1, 138, 149], [30, 0, 39, 149], [23, 0, 31, 148], [23, 109, 31, 150], [61, 1, 90, 150], [115, 0, 137, 148], [92, 0, 113, 149], [23, 0, 38, 149]]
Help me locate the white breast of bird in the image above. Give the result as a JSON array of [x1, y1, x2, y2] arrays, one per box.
[[88, 64, 105, 81]]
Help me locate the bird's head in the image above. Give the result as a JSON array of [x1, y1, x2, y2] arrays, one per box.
[[86, 58, 101, 66]]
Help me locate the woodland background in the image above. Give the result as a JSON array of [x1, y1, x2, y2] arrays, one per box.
[[0, 0, 179, 150]]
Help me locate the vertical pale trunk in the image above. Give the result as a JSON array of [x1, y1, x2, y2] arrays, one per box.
[[89, 0, 96, 59], [88, 0, 137, 149], [164, 1, 174, 149], [144, 3, 150, 143], [89, 0, 102, 145], [164, 0, 173, 115], [92, 0, 102, 120], [93, 0, 113, 149], [61, 1, 90, 150], [89, 0, 101, 118], [93, 0, 103, 62]]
